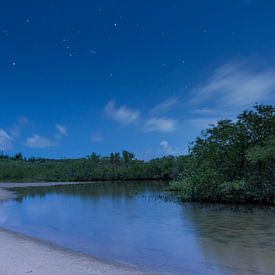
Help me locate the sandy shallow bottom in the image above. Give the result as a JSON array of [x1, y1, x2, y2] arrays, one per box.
[[0, 228, 145, 275], [0, 182, 147, 275]]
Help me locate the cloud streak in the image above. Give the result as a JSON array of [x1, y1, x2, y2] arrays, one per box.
[[104, 99, 179, 133], [191, 60, 275, 109], [25, 123, 68, 149], [56, 124, 68, 136], [150, 97, 179, 115], [25, 134, 58, 148], [104, 100, 140, 125], [145, 117, 178, 133], [0, 129, 13, 151]]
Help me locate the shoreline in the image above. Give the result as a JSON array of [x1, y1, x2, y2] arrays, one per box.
[[0, 181, 147, 274], [0, 181, 89, 202], [0, 228, 145, 275], [0, 188, 17, 201]]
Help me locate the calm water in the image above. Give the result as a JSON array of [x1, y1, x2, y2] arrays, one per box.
[[0, 182, 275, 274]]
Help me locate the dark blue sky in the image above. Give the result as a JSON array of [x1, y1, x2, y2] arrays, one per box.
[[1, 0, 275, 159]]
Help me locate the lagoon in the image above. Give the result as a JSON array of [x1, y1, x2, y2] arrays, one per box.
[[0, 181, 274, 274]]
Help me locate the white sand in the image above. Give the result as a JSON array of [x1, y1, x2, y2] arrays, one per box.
[[0, 228, 145, 275]]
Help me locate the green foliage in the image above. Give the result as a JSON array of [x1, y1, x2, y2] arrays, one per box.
[[1, 105, 274, 205], [0, 151, 182, 182], [170, 104, 275, 204]]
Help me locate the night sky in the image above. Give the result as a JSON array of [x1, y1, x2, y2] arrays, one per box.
[[1, 0, 275, 159]]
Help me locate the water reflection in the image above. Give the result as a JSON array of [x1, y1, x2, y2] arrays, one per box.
[[0, 182, 274, 274], [182, 204, 275, 274], [11, 181, 168, 202]]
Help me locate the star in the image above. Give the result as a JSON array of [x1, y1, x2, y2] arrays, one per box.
[[26, 19, 30, 23], [12, 62, 16, 66]]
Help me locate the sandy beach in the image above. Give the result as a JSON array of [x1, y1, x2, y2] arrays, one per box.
[[0, 228, 145, 275], [0, 182, 146, 275]]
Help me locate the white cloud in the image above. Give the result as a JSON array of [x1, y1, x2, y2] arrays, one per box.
[[25, 135, 58, 148], [150, 97, 179, 115], [56, 124, 68, 136], [160, 140, 182, 155], [191, 60, 275, 109], [91, 134, 103, 142], [145, 117, 177, 133], [0, 129, 13, 151], [104, 100, 140, 125]]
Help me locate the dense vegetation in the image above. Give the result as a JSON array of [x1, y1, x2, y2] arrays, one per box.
[[0, 104, 274, 204], [0, 150, 186, 182], [170, 104, 275, 204]]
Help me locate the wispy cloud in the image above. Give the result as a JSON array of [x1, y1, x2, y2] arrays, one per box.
[[0, 129, 13, 151], [25, 135, 58, 148], [191, 60, 275, 110], [26, 123, 68, 148], [56, 124, 68, 136], [104, 99, 179, 133], [91, 136, 103, 142], [104, 100, 140, 125], [150, 97, 179, 115], [91, 132, 103, 142], [145, 117, 178, 133]]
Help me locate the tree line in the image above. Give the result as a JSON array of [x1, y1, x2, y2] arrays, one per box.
[[0, 104, 274, 204], [0, 150, 186, 182]]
